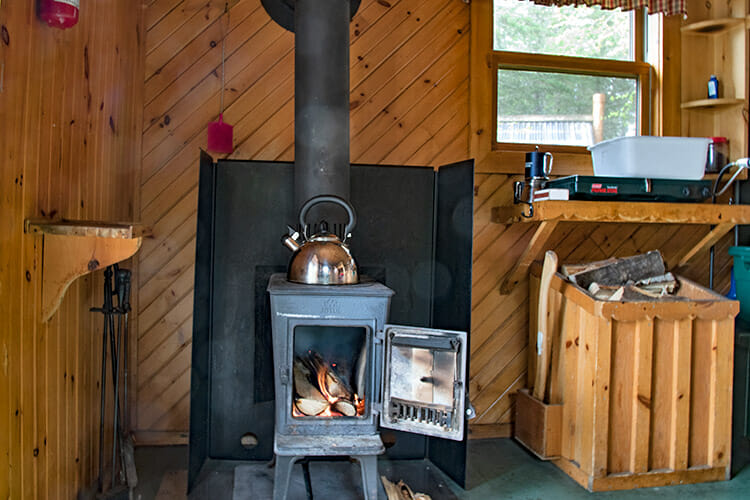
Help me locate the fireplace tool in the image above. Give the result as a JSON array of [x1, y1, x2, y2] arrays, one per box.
[[91, 265, 137, 495]]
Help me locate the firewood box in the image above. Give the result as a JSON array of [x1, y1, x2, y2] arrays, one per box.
[[523, 262, 738, 492]]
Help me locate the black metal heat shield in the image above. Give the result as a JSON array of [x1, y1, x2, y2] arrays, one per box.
[[189, 153, 474, 491]]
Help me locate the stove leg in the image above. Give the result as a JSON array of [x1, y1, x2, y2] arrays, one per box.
[[354, 455, 379, 500], [274, 455, 299, 500]]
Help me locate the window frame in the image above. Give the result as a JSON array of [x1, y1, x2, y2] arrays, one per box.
[[469, 0, 677, 174], [492, 8, 650, 153]]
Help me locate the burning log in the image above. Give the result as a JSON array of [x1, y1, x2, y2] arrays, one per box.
[[295, 398, 329, 416], [332, 399, 357, 417], [294, 358, 327, 403], [293, 352, 364, 417], [308, 352, 354, 400]]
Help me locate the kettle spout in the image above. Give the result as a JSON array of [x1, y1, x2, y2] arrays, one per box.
[[281, 227, 302, 252]]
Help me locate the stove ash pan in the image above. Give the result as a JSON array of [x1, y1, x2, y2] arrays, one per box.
[[268, 274, 468, 441]]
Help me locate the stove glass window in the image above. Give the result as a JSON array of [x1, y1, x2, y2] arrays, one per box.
[[292, 326, 368, 419]]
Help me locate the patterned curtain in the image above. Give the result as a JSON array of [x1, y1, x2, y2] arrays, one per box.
[[528, 0, 686, 16]]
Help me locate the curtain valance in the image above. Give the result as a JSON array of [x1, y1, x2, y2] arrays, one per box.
[[528, 0, 685, 17]]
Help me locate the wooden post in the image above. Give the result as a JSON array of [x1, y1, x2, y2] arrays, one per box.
[[592, 93, 605, 144]]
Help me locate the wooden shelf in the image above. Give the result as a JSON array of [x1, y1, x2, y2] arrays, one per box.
[[25, 219, 147, 321], [681, 98, 746, 109], [681, 17, 745, 34], [492, 201, 750, 293]]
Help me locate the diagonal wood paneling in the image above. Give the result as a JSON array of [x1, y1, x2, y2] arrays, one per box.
[[136, 0, 470, 442], [137, 0, 730, 443], [468, 182, 735, 429]]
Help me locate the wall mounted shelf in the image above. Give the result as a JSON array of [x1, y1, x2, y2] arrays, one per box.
[[25, 219, 147, 321], [681, 17, 745, 34], [681, 97, 746, 109], [492, 200, 750, 293]]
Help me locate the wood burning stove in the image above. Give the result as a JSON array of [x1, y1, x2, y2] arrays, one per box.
[[268, 275, 467, 499], [188, 156, 474, 494]]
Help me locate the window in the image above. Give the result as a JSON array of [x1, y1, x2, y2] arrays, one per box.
[[491, 0, 652, 150]]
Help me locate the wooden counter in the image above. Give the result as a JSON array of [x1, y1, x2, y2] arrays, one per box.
[[492, 201, 750, 293]]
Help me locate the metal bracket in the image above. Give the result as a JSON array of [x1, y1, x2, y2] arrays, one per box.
[[465, 402, 476, 420], [280, 367, 290, 386], [520, 201, 534, 218]]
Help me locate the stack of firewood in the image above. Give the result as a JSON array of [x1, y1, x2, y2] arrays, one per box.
[[562, 250, 680, 301], [380, 477, 432, 500], [293, 354, 360, 417]]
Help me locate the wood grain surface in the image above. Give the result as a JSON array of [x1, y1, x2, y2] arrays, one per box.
[[0, 0, 144, 496]]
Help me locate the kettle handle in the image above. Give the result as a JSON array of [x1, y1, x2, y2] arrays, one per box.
[[299, 195, 357, 239]]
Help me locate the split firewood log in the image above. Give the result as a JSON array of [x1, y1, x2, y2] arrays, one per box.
[[588, 283, 625, 301], [636, 272, 678, 295], [332, 399, 357, 417], [380, 476, 432, 500], [294, 358, 327, 403], [308, 353, 353, 400], [295, 398, 329, 416], [561, 257, 617, 277], [355, 342, 367, 397], [568, 250, 666, 290]]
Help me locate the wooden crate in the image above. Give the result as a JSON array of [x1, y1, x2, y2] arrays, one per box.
[[514, 388, 562, 459], [529, 264, 738, 491]]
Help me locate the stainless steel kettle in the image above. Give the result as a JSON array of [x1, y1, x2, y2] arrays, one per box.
[[281, 195, 359, 285]]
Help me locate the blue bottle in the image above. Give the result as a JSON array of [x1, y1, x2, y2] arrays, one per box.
[[708, 75, 719, 99]]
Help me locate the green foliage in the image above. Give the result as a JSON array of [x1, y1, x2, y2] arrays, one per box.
[[494, 0, 638, 144], [494, 0, 632, 59]]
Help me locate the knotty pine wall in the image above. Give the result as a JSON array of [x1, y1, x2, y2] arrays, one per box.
[[0, 1, 144, 498], [137, 0, 471, 443], [136, 0, 730, 444]]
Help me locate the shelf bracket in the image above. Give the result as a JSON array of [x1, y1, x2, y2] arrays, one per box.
[[668, 223, 735, 270], [25, 220, 145, 322], [500, 220, 559, 294]]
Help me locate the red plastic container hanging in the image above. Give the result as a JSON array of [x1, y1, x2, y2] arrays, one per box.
[[38, 0, 80, 30]]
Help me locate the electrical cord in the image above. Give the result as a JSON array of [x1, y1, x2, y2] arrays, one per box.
[[708, 158, 749, 289], [712, 158, 750, 201]]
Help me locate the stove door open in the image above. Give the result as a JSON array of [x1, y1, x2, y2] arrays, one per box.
[[380, 325, 467, 441]]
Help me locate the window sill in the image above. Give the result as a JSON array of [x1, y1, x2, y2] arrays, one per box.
[[477, 149, 593, 176]]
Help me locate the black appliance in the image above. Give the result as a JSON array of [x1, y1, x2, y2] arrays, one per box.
[[545, 175, 713, 202], [188, 153, 474, 492]]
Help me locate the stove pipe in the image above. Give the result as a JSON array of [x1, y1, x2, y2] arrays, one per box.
[[294, 0, 351, 226]]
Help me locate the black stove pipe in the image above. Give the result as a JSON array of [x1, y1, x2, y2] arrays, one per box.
[[294, 0, 351, 228]]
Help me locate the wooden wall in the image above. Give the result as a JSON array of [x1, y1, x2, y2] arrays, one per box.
[[0, 1, 144, 498], [470, 175, 734, 436], [136, 0, 470, 443], [135, 0, 729, 444]]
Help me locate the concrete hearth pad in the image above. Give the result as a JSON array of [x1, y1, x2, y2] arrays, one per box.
[[232, 459, 458, 499]]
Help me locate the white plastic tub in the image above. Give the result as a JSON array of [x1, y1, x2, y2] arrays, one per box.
[[588, 136, 711, 180]]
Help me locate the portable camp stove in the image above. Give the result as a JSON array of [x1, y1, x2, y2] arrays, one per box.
[[545, 175, 713, 202]]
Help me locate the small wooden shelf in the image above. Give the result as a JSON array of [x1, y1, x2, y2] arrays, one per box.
[[681, 98, 746, 110], [681, 17, 745, 34], [25, 219, 147, 321], [492, 201, 750, 293]]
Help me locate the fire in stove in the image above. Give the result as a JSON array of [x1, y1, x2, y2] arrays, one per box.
[[292, 353, 366, 418]]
